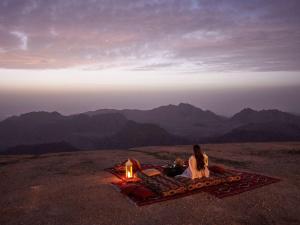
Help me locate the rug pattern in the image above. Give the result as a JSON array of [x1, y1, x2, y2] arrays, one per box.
[[105, 165, 280, 206], [201, 171, 280, 198]]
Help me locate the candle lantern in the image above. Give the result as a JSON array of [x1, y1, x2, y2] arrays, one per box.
[[203, 152, 208, 167], [125, 159, 133, 179]]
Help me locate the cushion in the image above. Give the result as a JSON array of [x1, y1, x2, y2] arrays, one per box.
[[209, 165, 226, 174], [132, 186, 156, 200], [141, 168, 161, 177], [119, 183, 139, 194], [120, 183, 156, 200], [130, 158, 142, 172]]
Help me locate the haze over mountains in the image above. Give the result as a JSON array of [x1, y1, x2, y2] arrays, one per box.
[[85, 103, 228, 139], [1, 103, 300, 154]]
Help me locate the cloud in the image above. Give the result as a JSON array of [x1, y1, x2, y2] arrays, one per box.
[[0, 0, 299, 71], [49, 27, 58, 37], [10, 31, 28, 50], [132, 63, 177, 71]]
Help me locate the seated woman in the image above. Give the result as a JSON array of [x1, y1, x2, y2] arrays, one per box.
[[180, 144, 209, 179]]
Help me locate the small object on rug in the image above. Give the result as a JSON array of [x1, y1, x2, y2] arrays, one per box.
[[141, 168, 161, 176], [164, 165, 186, 177], [174, 157, 185, 167], [116, 182, 156, 201], [209, 165, 226, 174]]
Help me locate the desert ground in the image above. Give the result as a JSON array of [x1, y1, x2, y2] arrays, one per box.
[[0, 142, 299, 225]]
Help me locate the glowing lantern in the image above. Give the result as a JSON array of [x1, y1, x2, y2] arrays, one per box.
[[125, 159, 133, 179], [203, 152, 208, 167]]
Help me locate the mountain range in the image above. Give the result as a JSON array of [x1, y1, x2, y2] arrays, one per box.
[[1, 103, 300, 154]]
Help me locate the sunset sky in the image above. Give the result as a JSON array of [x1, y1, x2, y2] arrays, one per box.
[[0, 0, 300, 118]]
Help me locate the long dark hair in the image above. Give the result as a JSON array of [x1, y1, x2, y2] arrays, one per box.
[[193, 144, 205, 170]]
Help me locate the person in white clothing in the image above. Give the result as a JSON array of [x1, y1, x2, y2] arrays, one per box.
[[180, 144, 209, 179]]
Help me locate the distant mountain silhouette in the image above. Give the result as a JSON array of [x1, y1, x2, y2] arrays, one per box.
[[1, 104, 300, 154], [96, 121, 188, 149], [86, 104, 300, 143], [0, 112, 128, 150], [218, 122, 300, 142], [0, 111, 187, 153], [86, 103, 227, 138], [231, 108, 300, 125]]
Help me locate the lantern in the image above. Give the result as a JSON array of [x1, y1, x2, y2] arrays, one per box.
[[125, 159, 133, 179], [203, 152, 208, 167]]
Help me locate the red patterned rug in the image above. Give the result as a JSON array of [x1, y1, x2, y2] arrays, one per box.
[[105, 165, 280, 206]]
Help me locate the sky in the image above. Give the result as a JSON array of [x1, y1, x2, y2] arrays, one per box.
[[0, 0, 300, 119]]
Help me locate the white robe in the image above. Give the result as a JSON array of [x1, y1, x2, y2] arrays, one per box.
[[180, 154, 209, 179]]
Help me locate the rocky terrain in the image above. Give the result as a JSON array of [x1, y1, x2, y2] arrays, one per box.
[[0, 142, 299, 225]]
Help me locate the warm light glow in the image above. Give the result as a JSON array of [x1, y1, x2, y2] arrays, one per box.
[[125, 159, 133, 179]]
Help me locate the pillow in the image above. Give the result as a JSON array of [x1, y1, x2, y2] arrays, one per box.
[[141, 168, 161, 177], [119, 183, 139, 194], [120, 183, 156, 200], [209, 165, 226, 174], [131, 186, 156, 200], [130, 158, 142, 172]]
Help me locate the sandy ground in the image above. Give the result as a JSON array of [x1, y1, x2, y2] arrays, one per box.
[[0, 142, 300, 225]]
